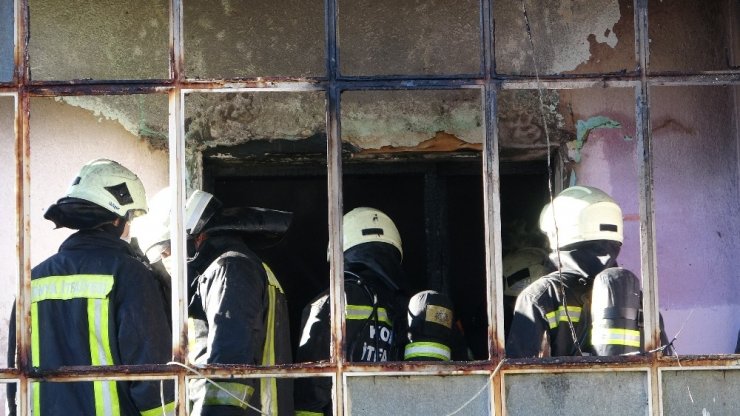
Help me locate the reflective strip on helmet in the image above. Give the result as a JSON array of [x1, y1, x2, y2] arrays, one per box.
[[295, 411, 324, 416], [404, 342, 451, 361], [345, 305, 391, 326], [203, 382, 254, 408], [31, 274, 114, 302], [545, 306, 582, 329], [140, 401, 176, 416], [88, 298, 120, 416], [260, 264, 280, 415], [591, 327, 641, 347]]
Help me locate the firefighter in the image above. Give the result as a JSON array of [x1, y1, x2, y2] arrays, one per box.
[[294, 207, 409, 415], [502, 247, 553, 336], [137, 189, 294, 416], [6, 159, 175, 415], [506, 185, 632, 357]]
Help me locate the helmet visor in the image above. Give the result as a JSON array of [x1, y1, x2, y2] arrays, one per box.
[[145, 240, 171, 263]]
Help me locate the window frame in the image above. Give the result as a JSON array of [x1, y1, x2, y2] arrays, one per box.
[[0, 0, 738, 414]]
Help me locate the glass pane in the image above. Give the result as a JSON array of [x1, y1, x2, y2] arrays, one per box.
[[662, 369, 740, 416], [28, 0, 169, 80], [185, 92, 326, 376], [347, 375, 490, 414], [0, 0, 12, 82], [504, 371, 649, 415], [184, 0, 325, 78], [649, 0, 738, 72], [28, 95, 171, 370], [338, 0, 481, 76], [652, 86, 740, 355], [502, 88, 642, 357], [0, 96, 16, 370], [494, 0, 635, 75], [339, 89, 485, 362]]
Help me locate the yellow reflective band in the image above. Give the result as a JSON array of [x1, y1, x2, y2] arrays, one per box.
[[591, 327, 641, 347], [31, 274, 114, 303], [203, 382, 254, 408], [261, 263, 279, 415], [296, 411, 324, 416], [345, 305, 391, 326], [404, 341, 451, 361], [88, 298, 120, 416], [140, 401, 176, 416], [31, 302, 40, 414], [545, 306, 582, 329]]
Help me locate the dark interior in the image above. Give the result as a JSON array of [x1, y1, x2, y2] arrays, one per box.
[[209, 157, 549, 360]]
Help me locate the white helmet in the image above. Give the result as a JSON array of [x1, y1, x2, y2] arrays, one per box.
[[502, 247, 550, 297], [131, 187, 172, 263], [65, 158, 148, 218], [539, 185, 623, 250], [343, 207, 402, 258], [185, 190, 221, 236]]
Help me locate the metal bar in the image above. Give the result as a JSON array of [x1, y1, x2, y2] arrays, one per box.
[[15, 0, 30, 413], [168, 1, 188, 414], [634, 1, 661, 415], [15, 73, 740, 97], [325, 0, 346, 413]]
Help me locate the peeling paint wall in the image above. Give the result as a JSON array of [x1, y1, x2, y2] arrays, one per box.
[[495, 0, 629, 75], [0, 97, 16, 372], [27, 98, 169, 263]]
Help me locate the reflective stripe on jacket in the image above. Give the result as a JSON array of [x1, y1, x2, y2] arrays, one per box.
[[8, 230, 175, 416], [187, 235, 293, 416]]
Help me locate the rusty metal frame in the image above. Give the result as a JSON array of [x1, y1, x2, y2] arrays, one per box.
[[2, 0, 740, 415]]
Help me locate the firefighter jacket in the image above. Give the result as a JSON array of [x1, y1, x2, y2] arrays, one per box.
[[506, 269, 594, 358], [294, 243, 408, 416], [187, 235, 293, 416], [7, 229, 175, 416]]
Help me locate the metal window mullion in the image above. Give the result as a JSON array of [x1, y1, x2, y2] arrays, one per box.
[[15, 0, 30, 412], [168, 0, 188, 413], [325, 0, 346, 414], [634, 1, 661, 415]]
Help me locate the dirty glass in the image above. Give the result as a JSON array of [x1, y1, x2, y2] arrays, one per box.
[[651, 86, 740, 355], [28, 0, 169, 81], [661, 369, 740, 416], [648, 0, 738, 73], [185, 91, 327, 373], [0, 0, 12, 82], [183, 0, 325, 79], [504, 371, 649, 415], [0, 96, 16, 371], [338, 0, 481, 77], [494, 0, 636, 76], [500, 87, 642, 356], [339, 89, 485, 362], [346, 375, 491, 414]]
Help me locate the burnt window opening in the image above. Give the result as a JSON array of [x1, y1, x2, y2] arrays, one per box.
[[207, 153, 550, 360]]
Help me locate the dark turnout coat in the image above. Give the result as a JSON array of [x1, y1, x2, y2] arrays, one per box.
[[8, 229, 175, 416], [187, 235, 293, 416]]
